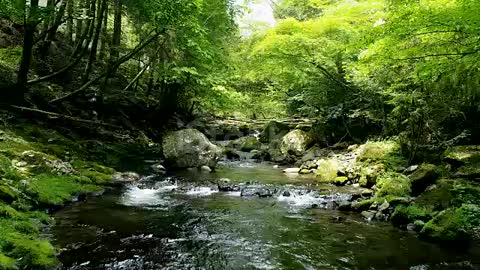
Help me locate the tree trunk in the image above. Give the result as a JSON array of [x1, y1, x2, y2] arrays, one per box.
[[75, 0, 87, 42], [41, 0, 68, 54], [66, 0, 74, 42], [99, 1, 108, 59], [111, 0, 122, 60], [83, 0, 107, 81], [17, 0, 39, 92]]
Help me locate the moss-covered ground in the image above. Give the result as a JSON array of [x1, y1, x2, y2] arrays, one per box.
[[0, 119, 124, 269]]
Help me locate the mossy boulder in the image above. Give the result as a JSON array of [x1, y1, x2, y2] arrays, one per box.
[[421, 204, 480, 243], [376, 173, 411, 198], [409, 163, 440, 196], [259, 121, 290, 143], [315, 159, 339, 183], [391, 205, 432, 227], [359, 164, 385, 188], [162, 129, 222, 169], [229, 137, 263, 152], [280, 129, 314, 156], [13, 151, 75, 175]]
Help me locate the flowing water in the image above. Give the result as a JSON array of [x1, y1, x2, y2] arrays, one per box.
[[52, 161, 480, 270]]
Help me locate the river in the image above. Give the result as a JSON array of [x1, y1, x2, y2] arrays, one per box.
[[51, 161, 480, 270]]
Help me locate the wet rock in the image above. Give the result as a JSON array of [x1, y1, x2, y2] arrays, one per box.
[[375, 212, 388, 221], [162, 129, 222, 169], [240, 186, 275, 197], [282, 190, 291, 197], [151, 163, 166, 175], [200, 166, 212, 172], [361, 210, 376, 221], [112, 172, 140, 185], [218, 178, 240, 192], [347, 144, 359, 152]]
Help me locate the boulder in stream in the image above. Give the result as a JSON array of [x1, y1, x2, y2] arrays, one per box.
[[259, 121, 290, 143], [279, 129, 314, 156], [162, 129, 222, 169]]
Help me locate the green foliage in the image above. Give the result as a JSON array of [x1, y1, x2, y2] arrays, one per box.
[[0, 252, 17, 270]]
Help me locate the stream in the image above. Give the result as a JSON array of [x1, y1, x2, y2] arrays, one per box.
[[52, 160, 480, 270]]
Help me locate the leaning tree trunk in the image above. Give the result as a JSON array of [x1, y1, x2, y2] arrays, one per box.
[[66, 0, 74, 42]]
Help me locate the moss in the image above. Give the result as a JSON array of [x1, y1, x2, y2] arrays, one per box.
[[391, 205, 432, 226], [0, 185, 18, 203], [0, 47, 21, 70], [376, 173, 411, 198], [357, 141, 406, 168], [359, 164, 385, 188], [0, 252, 17, 270], [351, 198, 375, 212], [27, 174, 101, 206], [4, 233, 57, 270], [334, 176, 348, 185], [421, 204, 480, 243], [315, 159, 339, 183]]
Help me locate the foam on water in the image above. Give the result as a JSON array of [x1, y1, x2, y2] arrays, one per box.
[[120, 185, 170, 206], [185, 187, 218, 196], [277, 191, 323, 207]]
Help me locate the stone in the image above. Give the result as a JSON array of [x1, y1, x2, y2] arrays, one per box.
[[359, 164, 385, 188], [200, 165, 212, 172], [409, 164, 439, 196], [283, 168, 300, 174], [162, 129, 222, 169], [445, 145, 480, 179], [315, 159, 339, 183], [378, 200, 390, 213], [361, 210, 376, 221], [279, 129, 314, 156], [152, 163, 166, 174], [347, 144, 359, 151], [218, 178, 240, 192], [112, 172, 140, 185], [404, 165, 419, 174], [224, 148, 240, 160], [259, 121, 290, 143], [375, 212, 388, 221]]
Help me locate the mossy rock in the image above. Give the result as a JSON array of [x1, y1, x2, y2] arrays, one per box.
[[259, 121, 290, 143], [351, 199, 374, 212], [376, 173, 411, 198], [356, 141, 405, 166], [3, 233, 57, 269], [315, 159, 339, 183], [391, 205, 432, 227], [409, 163, 440, 196], [359, 164, 385, 188], [421, 204, 480, 243]]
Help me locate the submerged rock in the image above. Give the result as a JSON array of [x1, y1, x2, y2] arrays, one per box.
[[162, 129, 222, 169]]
